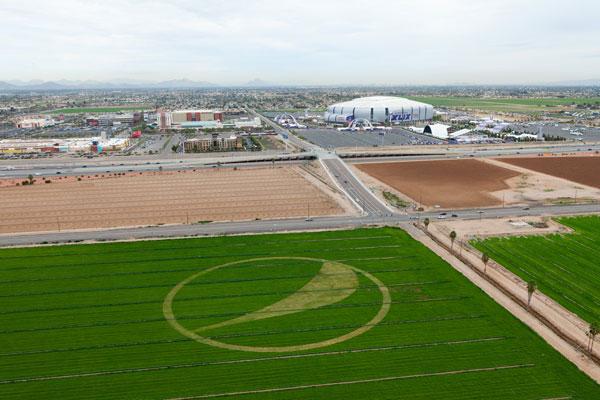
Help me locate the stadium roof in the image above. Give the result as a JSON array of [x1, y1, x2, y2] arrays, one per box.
[[329, 96, 431, 109]]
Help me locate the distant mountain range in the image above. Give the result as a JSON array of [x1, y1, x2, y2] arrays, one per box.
[[0, 78, 283, 91], [0, 78, 598, 91], [545, 79, 600, 87], [0, 79, 221, 90]]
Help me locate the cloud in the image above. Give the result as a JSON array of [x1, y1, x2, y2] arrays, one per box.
[[1, 0, 599, 84]]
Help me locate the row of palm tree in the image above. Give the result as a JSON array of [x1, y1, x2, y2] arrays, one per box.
[[480, 249, 599, 356], [425, 218, 599, 356]]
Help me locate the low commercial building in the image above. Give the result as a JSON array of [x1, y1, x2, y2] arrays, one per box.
[[86, 112, 142, 127], [183, 134, 243, 152], [0, 137, 129, 154], [224, 117, 262, 129], [15, 116, 57, 129]]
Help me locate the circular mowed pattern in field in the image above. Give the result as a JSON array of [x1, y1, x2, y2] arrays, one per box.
[[163, 257, 390, 352]]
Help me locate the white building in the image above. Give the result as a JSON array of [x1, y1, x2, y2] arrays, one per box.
[[325, 96, 434, 124], [423, 124, 451, 139]]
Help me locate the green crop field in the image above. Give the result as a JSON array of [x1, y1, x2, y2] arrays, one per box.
[[472, 216, 600, 324], [407, 96, 600, 113], [49, 106, 150, 114], [0, 227, 597, 399]]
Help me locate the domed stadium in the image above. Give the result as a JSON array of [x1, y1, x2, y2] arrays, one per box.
[[324, 96, 434, 124]]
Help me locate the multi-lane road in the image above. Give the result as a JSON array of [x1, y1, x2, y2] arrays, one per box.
[[1, 202, 598, 247], [320, 157, 391, 216]]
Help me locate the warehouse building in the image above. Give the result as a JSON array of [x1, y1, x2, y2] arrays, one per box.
[[324, 96, 434, 124]]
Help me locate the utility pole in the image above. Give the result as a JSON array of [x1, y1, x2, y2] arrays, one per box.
[[56, 216, 61, 232]]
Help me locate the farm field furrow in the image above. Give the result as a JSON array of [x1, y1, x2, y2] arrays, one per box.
[[0, 228, 598, 399], [355, 159, 520, 208], [472, 215, 600, 324], [0, 167, 344, 233], [497, 156, 600, 189]]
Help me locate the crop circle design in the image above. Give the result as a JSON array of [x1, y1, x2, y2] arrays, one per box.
[[163, 257, 390, 353]]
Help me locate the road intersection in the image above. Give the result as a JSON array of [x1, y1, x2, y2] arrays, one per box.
[[1, 111, 598, 247]]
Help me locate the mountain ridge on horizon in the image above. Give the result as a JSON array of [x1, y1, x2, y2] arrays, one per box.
[[1, 78, 599, 91]]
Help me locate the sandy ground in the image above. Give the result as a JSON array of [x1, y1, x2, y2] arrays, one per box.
[[496, 155, 600, 189], [485, 158, 600, 206], [432, 216, 571, 240], [403, 222, 600, 383], [355, 159, 520, 208], [0, 166, 347, 234]]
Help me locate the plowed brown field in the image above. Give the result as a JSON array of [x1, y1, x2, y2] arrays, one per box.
[[0, 167, 344, 234], [497, 156, 600, 189], [355, 159, 520, 208]]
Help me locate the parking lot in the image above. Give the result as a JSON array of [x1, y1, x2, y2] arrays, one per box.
[[296, 128, 444, 149], [511, 123, 600, 142]]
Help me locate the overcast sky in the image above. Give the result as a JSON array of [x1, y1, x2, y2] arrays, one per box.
[[1, 0, 599, 85]]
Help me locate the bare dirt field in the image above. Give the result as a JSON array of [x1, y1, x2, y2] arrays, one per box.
[[485, 158, 600, 205], [355, 159, 520, 208], [0, 166, 346, 234], [431, 217, 571, 241], [497, 156, 600, 189]]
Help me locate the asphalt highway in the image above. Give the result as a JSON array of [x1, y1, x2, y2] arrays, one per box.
[[1, 202, 597, 247], [321, 157, 390, 216]]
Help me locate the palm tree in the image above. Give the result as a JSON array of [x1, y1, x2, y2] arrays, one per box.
[[527, 281, 536, 309], [423, 218, 430, 231], [482, 253, 490, 274], [449, 230, 457, 252], [588, 322, 599, 353], [27, 174, 34, 185]]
